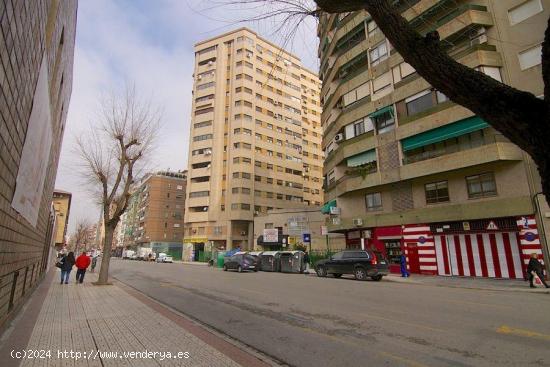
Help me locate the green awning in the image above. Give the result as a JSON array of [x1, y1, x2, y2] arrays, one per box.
[[401, 116, 489, 152], [347, 149, 376, 167], [321, 200, 337, 214], [369, 105, 394, 119]]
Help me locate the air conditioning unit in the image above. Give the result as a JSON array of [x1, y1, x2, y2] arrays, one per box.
[[353, 218, 363, 226], [240, 231, 247, 236], [204, 149, 212, 155], [254, 211, 259, 215], [333, 133, 344, 143], [283, 59, 291, 66], [208, 61, 214, 66], [198, 75, 202, 80]]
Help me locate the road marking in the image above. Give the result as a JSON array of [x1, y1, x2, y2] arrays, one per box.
[[359, 313, 446, 333], [380, 351, 430, 367], [497, 325, 550, 341]]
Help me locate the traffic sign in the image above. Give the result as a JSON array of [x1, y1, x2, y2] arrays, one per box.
[[303, 233, 311, 243]]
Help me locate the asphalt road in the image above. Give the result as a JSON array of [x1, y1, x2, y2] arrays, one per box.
[[110, 259, 550, 367]]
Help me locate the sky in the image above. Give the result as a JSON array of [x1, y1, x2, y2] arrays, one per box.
[[55, 0, 320, 234]]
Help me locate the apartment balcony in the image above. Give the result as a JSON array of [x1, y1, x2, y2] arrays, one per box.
[[188, 180, 210, 192], [436, 5, 493, 42], [186, 211, 209, 223], [191, 166, 211, 178], [400, 136, 523, 181], [325, 164, 380, 200]]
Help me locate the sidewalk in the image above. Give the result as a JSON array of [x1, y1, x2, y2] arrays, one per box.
[[0, 269, 271, 367], [384, 273, 550, 293]]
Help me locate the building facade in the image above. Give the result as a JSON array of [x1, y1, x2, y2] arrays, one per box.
[[185, 28, 324, 252], [52, 190, 72, 248], [253, 208, 345, 251], [318, 0, 549, 277], [122, 171, 187, 259], [0, 0, 77, 327]]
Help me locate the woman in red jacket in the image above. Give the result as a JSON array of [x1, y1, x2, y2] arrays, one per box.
[[75, 251, 91, 284]]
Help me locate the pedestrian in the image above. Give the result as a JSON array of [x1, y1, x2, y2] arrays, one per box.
[[59, 252, 75, 284], [400, 252, 409, 278], [90, 255, 98, 273], [527, 253, 549, 288], [75, 251, 91, 284], [303, 251, 310, 274]]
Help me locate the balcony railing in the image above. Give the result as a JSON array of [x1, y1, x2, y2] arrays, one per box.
[[402, 134, 509, 165]]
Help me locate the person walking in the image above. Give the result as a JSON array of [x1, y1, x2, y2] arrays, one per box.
[[303, 251, 310, 274], [59, 252, 75, 284], [75, 251, 91, 284], [527, 253, 549, 288], [400, 252, 410, 278], [90, 255, 98, 273]]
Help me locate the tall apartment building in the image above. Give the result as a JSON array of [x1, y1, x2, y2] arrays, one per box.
[[185, 28, 323, 251], [0, 1, 77, 326], [318, 0, 549, 278], [52, 190, 72, 248], [122, 171, 187, 259]]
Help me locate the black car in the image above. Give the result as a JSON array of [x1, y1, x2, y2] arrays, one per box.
[[314, 250, 389, 281], [223, 254, 259, 272]]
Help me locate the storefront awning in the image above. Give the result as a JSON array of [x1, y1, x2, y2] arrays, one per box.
[[183, 238, 208, 244], [347, 149, 376, 168], [401, 116, 489, 152], [321, 200, 337, 214], [369, 105, 394, 119]]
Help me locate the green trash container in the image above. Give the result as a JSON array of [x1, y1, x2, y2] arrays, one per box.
[[217, 251, 226, 268]]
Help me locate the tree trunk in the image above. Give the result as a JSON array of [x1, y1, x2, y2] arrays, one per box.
[[96, 225, 115, 285]]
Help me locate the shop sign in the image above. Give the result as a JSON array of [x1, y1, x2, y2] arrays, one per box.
[[486, 221, 499, 230], [418, 236, 426, 244], [520, 217, 529, 229], [288, 236, 297, 245], [302, 233, 311, 243], [263, 229, 279, 242], [462, 222, 470, 231], [330, 207, 341, 215]]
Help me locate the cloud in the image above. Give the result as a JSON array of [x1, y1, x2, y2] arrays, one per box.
[[56, 0, 319, 235]]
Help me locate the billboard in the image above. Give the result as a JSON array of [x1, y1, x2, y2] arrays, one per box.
[[263, 229, 279, 242]]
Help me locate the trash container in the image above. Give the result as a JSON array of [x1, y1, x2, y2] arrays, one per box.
[[280, 251, 305, 273], [217, 251, 226, 268], [260, 251, 280, 272]]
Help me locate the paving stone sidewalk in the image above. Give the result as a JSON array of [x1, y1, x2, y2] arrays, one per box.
[[384, 273, 550, 293], [14, 270, 260, 367]]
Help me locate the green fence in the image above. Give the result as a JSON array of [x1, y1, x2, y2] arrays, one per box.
[[197, 251, 213, 263], [308, 249, 346, 266]]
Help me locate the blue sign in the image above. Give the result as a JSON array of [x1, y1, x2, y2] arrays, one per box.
[[302, 233, 311, 243], [525, 232, 536, 242]]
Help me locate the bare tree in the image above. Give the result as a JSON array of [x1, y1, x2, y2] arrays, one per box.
[[211, 0, 550, 205], [71, 218, 92, 254], [76, 86, 160, 285]]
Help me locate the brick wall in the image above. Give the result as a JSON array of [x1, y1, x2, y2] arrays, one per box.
[[0, 0, 77, 328]]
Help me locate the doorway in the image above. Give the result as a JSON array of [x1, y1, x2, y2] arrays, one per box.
[[406, 243, 421, 274]]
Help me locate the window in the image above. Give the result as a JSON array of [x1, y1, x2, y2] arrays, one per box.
[[508, 0, 543, 25], [196, 82, 215, 90], [198, 46, 216, 54], [425, 181, 449, 204], [354, 120, 365, 136], [367, 19, 379, 37], [189, 191, 209, 198], [466, 173, 497, 198], [370, 41, 388, 66], [374, 110, 395, 134], [194, 121, 212, 129], [328, 170, 335, 185], [195, 107, 214, 116], [365, 192, 382, 211], [476, 66, 502, 82], [518, 44, 542, 70], [405, 90, 433, 116], [193, 134, 213, 142], [343, 82, 370, 106]]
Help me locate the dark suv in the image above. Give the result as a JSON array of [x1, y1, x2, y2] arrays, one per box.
[[223, 254, 259, 272], [314, 250, 389, 281]]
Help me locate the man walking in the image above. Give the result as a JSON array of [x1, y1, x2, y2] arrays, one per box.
[[75, 251, 91, 284], [527, 253, 549, 288], [400, 251, 410, 278]]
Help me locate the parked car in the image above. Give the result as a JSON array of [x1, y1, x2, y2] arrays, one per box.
[[156, 253, 173, 263], [223, 253, 258, 272], [314, 250, 389, 281]]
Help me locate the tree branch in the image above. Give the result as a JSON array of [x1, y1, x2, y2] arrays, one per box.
[[315, 0, 549, 158]]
